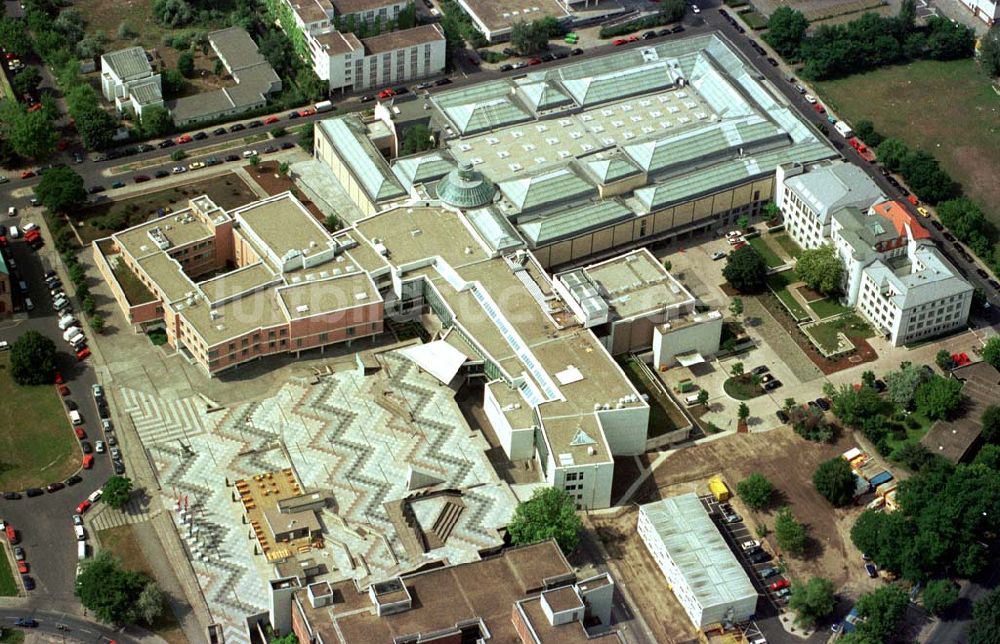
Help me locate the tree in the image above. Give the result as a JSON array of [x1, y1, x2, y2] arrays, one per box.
[[75, 550, 149, 624], [897, 0, 917, 32], [0, 17, 34, 57], [162, 69, 186, 98], [935, 349, 955, 372], [922, 579, 959, 616], [974, 444, 1000, 470], [10, 331, 57, 386], [272, 635, 298, 644], [788, 577, 836, 627], [876, 138, 910, 172], [984, 336, 1000, 371], [213, 58, 225, 76], [774, 506, 808, 556], [152, 0, 194, 27], [298, 121, 315, 153], [936, 198, 988, 246], [103, 476, 132, 510], [177, 52, 195, 78], [813, 456, 855, 507], [891, 442, 933, 471], [730, 361, 744, 378], [35, 166, 87, 214], [54, 8, 85, 45], [135, 582, 165, 625], [11, 66, 42, 97], [508, 487, 582, 554], [723, 246, 768, 294], [981, 405, 1000, 444], [831, 383, 882, 430], [790, 404, 833, 442], [258, 30, 295, 77], [736, 473, 774, 510], [924, 16, 974, 60], [91, 315, 106, 334], [885, 362, 930, 410], [853, 120, 883, 147], [401, 124, 435, 155], [0, 103, 57, 160], [914, 375, 963, 421], [510, 20, 549, 56], [695, 389, 709, 406], [76, 33, 108, 60], [140, 105, 173, 138], [980, 25, 1000, 78], [737, 402, 750, 421], [116, 20, 138, 40], [729, 297, 743, 318], [325, 214, 342, 231], [900, 149, 958, 204], [278, 162, 290, 177], [861, 370, 876, 388], [795, 245, 842, 296], [848, 586, 909, 642], [763, 7, 809, 59], [249, 154, 261, 169], [971, 588, 1000, 644]]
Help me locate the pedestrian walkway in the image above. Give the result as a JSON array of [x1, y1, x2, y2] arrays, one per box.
[[88, 497, 158, 532], [119, 388, 208, 446]]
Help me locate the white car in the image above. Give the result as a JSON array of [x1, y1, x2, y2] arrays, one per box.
[[692, 4, 700, 12], [72, 514, 83, 526], [242, 149, 258, 158], [172, 166, 187, 174], [95, 440, 105, 454], [0, 341, 9, 351], [804, 94, 817, 104], [22, 222, 38, 232], [711, 250, 727, 261], [740, 539, 761, 551], [7, 206, 15, 217]]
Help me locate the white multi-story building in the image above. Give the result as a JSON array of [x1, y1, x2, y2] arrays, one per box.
[[99, 47, 163, 120], [776, 160, 886, 250], [282, 0, 445, 93], [959, 0, 998, 25], [637, 494, 758, 630], [831, 200, 973, 346]]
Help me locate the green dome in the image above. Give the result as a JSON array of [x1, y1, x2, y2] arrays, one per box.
[[437, 162, 496, 209]]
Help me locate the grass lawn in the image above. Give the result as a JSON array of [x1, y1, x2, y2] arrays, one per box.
[[111, 254, 156, 305], [747, 236, 784, 269], [885, 411, 934, 453], [806, 320, 847, 353], [0, 548, 17, 597], [773, 233, 802, 259], [99, 525, 187, 644], [618, 358, 686, 438], [807, 296, 851, 319], [75, 174, 258, 245], [723, 376, 764, 400], [806, 313, 875, 352], [0, 628, 25, 642], [0, 354, 79, 490], [767, 271, 809, 320], [814, 59, 1000, 226]]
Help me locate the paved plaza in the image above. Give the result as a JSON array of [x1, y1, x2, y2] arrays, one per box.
[[121, 350, 516, 644]]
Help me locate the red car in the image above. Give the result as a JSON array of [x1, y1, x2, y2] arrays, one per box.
[[264, 115, 279, 124], [612, 38, 627, 46], [54, 371, 64, 384], [58, 385, 70, 396], [175, 134, 193, 144], [16, 561, 27, 574], [814, 103, 825, 114], [24, 230, 40, 244], [5, 525, 17, 543], [74, 427, 86, 439], [377, 88, 396, 99], [626, 35, 639, 42], [300, 108, 316, 116], [76, 347, 91, 361], [20, 170, 35, 179], [76, 500, 91, 514], [770, 578, 790, 591], [528, 57, 542, 65], [82, 454, 94, 469]]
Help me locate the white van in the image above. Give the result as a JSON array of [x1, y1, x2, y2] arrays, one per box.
[[7, 206, 15, 217], [62, 326, 81, 342], [58, 314, 76, 330], [74, 524, 85, 541], [24, 298, 33, 311], [54, 297, 70, 312], [22, 222, 37, 233], [77, 541, 87, 560], [684, 393, 702, 406], [9, 226, 19, 239], [69, 410, 82, 425], [68, 332, 86, 349]]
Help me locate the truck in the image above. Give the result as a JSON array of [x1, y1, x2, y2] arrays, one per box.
[[833, 120, 853, 138], [314, 100, 334, 113], [709, 477, 730, 502]]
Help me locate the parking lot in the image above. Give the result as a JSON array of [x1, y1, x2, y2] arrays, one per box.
[[0, 215, 114, 602]]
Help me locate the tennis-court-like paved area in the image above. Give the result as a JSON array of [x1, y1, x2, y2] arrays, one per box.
[[126, 351, 516, 644]]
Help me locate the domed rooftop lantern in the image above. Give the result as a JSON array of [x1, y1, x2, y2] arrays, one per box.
[[437, 162, 496, 209]]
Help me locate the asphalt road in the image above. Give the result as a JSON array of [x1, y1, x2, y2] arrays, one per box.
[[0, 225, 113, 602], [0, 608, 141, 643]]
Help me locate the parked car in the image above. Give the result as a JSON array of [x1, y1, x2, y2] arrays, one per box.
[[711, 250, 727, 261], [865, 563, 878, 578], [229, 123, 246, 132], [763, 380, 782, 391], [193, 131, 208, 140], [758, 566, 779, 579], [748, 550, 772, 564], [133, 174, 150, 183], [815, 398, 831, 411], [264, 116, 279, 124], [740, 540, 760, 551], [213, 127, 227, 136], [46, 482, 64, 493], [751, 365, 769, 376], [776, 409, 789, 423], [88, 185, 105, 194], [770, 578, 790, 591]]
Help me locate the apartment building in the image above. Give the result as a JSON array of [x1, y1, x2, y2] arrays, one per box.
[[93, 192, 383, 375], [283, 0, 445, 93], [959, 0, 998, 24], [776, 160, 886, 250]]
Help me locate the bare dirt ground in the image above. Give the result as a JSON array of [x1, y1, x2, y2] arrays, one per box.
[[589, 510, 702, 644], [595, 428, 882, 643], [644, 428, 881, 591]]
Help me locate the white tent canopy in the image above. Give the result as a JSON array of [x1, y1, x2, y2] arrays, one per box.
[[398, 341, 469, 385]]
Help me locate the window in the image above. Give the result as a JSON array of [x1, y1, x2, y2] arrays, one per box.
[[566, 472, 578, 481], [346, 327, 356, 337]]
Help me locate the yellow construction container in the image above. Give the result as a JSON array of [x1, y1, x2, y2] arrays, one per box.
[[709, 477, 730, 502]]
